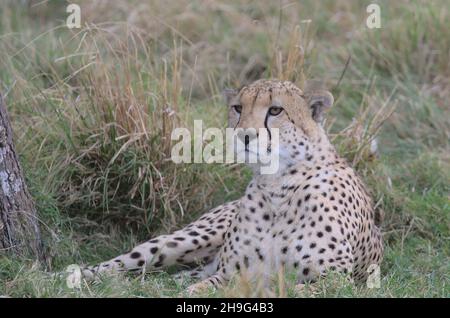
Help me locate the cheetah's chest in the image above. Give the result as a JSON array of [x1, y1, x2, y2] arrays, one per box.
[[221, 191, 309, 274]]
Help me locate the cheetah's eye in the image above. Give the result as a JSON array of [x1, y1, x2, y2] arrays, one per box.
[[233, 105, 242, 114], [268, 106, 283, 116]]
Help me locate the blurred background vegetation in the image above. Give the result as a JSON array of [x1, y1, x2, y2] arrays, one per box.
[[0, 0, 448, 297]]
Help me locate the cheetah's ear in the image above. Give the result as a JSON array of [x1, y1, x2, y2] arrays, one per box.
[[223, 88, 238, 105], [306, 90, 334, 123]]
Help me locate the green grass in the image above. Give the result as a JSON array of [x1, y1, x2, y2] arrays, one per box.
[[0, 0, 449, 297]]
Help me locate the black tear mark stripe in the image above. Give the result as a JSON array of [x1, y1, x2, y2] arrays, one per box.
[[264, 111, 271, 141], [234, 115, 241, 129], [233, 87, 248, 129], [233, 91, 243, 129], [264, 88, 273, 142]]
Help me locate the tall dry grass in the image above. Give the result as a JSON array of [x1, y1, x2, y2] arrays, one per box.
[[1, 0, 447, 240]]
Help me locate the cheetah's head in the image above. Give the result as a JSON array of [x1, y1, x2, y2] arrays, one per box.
[[224, 79, 334, 172]]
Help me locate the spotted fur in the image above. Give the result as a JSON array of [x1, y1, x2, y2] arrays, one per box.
[[81, 80, 383, 293]]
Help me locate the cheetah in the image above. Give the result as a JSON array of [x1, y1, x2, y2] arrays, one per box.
[[79, 79, 383, 293]]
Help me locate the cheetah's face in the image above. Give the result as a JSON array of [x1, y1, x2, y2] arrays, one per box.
[[224, 80, 334, 171]]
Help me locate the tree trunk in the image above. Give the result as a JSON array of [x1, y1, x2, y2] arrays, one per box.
[[0, 94, 46, 264]]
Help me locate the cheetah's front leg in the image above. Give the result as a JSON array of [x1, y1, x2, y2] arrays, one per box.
[[80, 201, 239, 279]]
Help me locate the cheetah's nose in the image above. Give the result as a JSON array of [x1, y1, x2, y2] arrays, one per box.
[[236, 129, 258, 151]]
